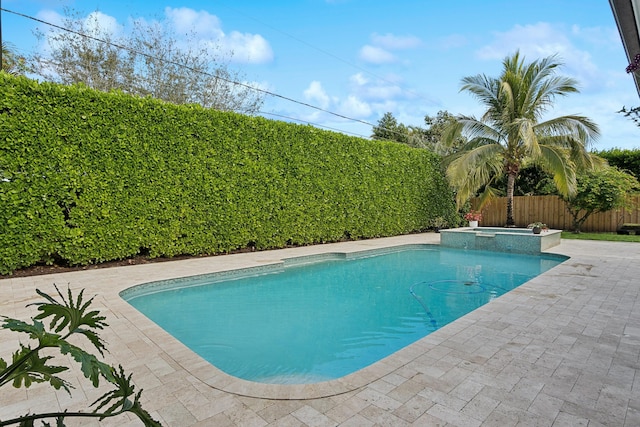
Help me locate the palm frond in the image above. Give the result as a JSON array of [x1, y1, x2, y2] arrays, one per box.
[[456, 115, 502, 143], [535, 115, 600, 146], [446, 143, 504, 206], [536, 144, 576, 196], [475, 185, 502, 209], [460, 74, 502, 113]]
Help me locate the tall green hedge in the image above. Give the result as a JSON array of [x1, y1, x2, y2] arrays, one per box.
[[0, 73, 456, 274], [595, 148, 640, 180]]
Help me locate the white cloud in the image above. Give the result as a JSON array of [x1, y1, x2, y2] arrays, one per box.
[[348, 72, 412, 101], [338, 95, 372, 118], [164, 7, 273, 64], [371, 33, 421, 50], [476, 22, 604, 93], [164, 7, 223, 37], [350, 73, 369, 86], [476, 23, 566, 60], [571, 25, 621, 48], [85, 11, 121, 36], [297, 82, 371, 123], [35, 10, 64, 27], [436, 34, 467, 50], [36, 10, 121, 37], [359, 45, 396, 64], [225, 31, 273, 64], [358, 32, 421, 65], [35, 9, 123, 58], [304, 81, 331, 109], [36, 7, 273, 65], [296, 73, 421, 128]]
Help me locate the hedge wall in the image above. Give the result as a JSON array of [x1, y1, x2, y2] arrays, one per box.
[[595, 148, 640, 180], [0, 73, 457, 274]]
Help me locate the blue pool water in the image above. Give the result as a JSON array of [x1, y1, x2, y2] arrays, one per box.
[[122, 246, 566, 384]]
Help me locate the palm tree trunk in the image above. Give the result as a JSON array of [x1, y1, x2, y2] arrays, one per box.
[[506, 172, 516, 227]]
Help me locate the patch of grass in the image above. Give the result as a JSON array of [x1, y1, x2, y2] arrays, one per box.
[[561, 231, 640, 242]]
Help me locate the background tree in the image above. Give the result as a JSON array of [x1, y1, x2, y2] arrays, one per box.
[[372, 110, 466, 150], [617, 105, 640, 128], [31, 11, 131, 93], [423, 110, 466, 155], [561, 167, 639, 232], [404, 125, 428, 148], [29, 8, 264, 114], [495, 150, 640, 196], [492, 164, 558, 196], [442, 51, 602, 225], [371, 112, 410, 145]]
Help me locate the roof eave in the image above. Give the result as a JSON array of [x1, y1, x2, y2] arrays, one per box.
[[610, 0, 640, 98]]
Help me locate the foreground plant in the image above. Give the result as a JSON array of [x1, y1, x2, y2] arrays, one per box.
[[0, 285, 162, 426]]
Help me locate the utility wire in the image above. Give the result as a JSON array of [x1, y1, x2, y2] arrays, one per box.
[[259, 110, 427, 148], [259, 110, 371, 138], [2, 7, 420, 143], [218, 4, 434, 105], [1, 7, 380, 129]]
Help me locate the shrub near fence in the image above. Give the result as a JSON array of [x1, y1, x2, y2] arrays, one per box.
[[473, 195, 640, 231], [0, 74, 457, 274]]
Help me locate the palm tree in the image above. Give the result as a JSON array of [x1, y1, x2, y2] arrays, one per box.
[[1, 42, 27, 75], [443, 51, 602, 226]]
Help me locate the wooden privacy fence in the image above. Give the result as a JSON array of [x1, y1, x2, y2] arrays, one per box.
[[471, 195, 640, 232]]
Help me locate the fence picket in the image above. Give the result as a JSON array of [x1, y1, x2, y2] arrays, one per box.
[[472, 195, 640, 232]]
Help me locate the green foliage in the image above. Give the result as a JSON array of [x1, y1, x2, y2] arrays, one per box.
[[371, 112, 410, 144], [423, 110, 466, 155], [492, 165, 559, 196], [0, 74, 456, 274], [3, 341, 70, 392], [595, 148, 640, 180], [561, 231, 640, 242], [561, 167, 640, 232], [0, 286, 161, 426], [371, 110, 464, 152]]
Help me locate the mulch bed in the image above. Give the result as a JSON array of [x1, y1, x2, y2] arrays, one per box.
[[1, 248, 260, 279], [2, 232, 432, 279]]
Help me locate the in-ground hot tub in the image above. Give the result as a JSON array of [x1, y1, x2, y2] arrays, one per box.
[[439, 227, 561, 254]]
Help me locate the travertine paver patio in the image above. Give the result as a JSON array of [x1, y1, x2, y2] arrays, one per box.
[[1, 233, 639, 426]]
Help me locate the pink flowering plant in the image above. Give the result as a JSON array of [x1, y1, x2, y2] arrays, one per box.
[[463, 210, 482, 222]]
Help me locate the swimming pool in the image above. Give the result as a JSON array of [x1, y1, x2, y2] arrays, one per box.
[[121, 245, 566, 385]]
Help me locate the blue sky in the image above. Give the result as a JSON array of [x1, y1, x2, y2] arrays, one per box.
[[3, 0, 639, 150]]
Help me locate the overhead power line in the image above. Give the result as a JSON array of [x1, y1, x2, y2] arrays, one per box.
[[1, 7, 383, 133], [218, 4, 435, 106], [259, 110, 371, 138]]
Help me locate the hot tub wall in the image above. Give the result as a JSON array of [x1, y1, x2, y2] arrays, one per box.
[[439, 228, 561, 254]]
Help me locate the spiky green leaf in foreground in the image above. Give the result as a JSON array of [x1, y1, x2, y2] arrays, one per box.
[[31, 286, 108, 355], [93, 366, 163, 427], [0, 286, 163, 426]]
